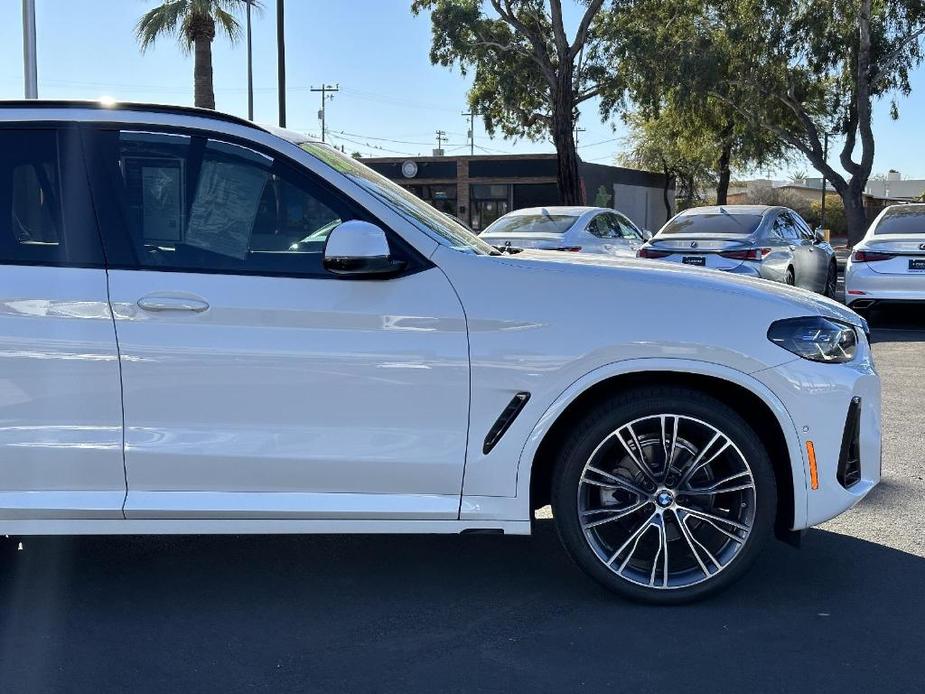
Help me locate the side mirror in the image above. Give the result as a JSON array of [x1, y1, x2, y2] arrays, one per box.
[[323, 220, 406, 277], [814, 227, 826, 244], [641, 228, 654, 240]]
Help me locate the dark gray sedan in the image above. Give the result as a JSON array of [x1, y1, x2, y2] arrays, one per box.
[[637, 205, 838, 296]]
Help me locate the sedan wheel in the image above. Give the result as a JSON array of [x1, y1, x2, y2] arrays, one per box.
[[552, 387, 775, 603], [824, 264, 838, 298]]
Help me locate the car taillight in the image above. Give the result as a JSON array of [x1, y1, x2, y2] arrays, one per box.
[[553, 246, 582, 252], [637, 248, 671, 258], [852, 250, 894, 262], [719, 248, 771, 261]]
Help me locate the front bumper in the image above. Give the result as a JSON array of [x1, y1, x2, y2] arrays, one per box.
[[753, 332, 881, 529]]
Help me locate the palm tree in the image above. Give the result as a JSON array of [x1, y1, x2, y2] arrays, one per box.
[[136, 0, 260, 110]]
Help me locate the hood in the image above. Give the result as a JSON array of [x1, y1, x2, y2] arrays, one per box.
[[505, 249, 864, 327]]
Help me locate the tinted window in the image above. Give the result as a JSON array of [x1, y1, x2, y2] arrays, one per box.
[[773, 215, 800, 241], [102, 131, 357, 275], [611, 213, 642, 239], [0, 128, 102, 266], [483, 213, 578, 235], [659, 212, 763, 236], [300, 142, 496, 255], [788, 212, 815, 240], [875, 207, 925, 234], [587, 214, 618, 238]]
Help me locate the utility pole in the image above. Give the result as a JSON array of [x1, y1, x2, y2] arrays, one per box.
[[435, 130, 447, 156], [310, 84, 339, 143], [574, 125, 586, 148], [462, 110, 480, 156], [245, 1, 254, 120], [820, 132, 829, 231], [276, 0, 286, 127], [22, 0, 37, 99]]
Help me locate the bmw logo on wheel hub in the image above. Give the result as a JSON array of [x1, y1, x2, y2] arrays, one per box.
[[655, 490, 675, 508]]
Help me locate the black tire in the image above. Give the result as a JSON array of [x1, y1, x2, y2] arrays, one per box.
[[785, 267, 796, 286], [824, 263, 838, 298], [551, 386, 777, 604]]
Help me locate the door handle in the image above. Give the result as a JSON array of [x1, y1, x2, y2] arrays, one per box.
[[788, 245, 796, 251], [137, 295, 210, 313]]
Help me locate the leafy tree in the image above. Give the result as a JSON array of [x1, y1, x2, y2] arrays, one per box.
[[593, 184, 613, 207], [618, 0, 925, 245], [600, 0, 789, 205], [136, 0, 260, 109], [619, 110, 717, 216], [411, 0, 616, 205]]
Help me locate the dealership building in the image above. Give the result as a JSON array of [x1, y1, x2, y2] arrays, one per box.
[[360, 153, 675, 232]]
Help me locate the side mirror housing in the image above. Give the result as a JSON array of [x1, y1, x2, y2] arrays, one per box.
[[323, 221, 406, 277], [641, 228, 654, 240], [814, 227, 826, 244]]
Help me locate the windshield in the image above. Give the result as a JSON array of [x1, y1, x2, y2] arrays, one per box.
[[659, 212, 763, 236], [299, 142, 496, 255], [484, 213, 578, 235], [875, 206, 925, 234]]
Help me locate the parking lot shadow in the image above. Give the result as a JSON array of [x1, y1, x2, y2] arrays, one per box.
[[865, 304, 925, 338], [0, 523, 921, 694]]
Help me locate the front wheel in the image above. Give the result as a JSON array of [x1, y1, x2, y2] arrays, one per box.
[[824, 263, 838, 298], [551, 387, 776, 603]]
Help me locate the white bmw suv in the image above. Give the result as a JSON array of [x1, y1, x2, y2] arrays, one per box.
[[0, 102, 880, 603]]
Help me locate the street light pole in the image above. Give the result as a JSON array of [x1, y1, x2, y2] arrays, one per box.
[[246, 1, 253, 120], [276, 0, 286, 127], [22, 0, 37, 99]]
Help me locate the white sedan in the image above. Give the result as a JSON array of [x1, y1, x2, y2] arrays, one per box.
[[0, 101, 880, 604], [479, 206, 648, 257], [846, 203, 925, 311]]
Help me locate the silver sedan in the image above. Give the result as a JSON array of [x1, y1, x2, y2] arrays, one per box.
[[637, 205, 838, 296], [479, 206, 648, 257]]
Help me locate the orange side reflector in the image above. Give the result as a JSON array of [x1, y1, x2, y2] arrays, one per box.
[[806, 441, 819, 490]]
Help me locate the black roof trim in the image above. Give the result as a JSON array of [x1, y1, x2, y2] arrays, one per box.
[[0, 100, 266, 133]]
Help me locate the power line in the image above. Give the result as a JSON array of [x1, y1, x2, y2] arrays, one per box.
[[326, 131, 417, 157], [578, 136, 620, 149]]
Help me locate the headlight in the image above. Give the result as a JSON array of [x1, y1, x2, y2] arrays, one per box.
[[767, 316, 858, 363]]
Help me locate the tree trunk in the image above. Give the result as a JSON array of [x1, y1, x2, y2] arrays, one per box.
[[551, 116, 582, 205], [193, 36, 215, 109], [842, 185, 868, 246], [550, 66, 583, 205], [715, 140, 732, 205]]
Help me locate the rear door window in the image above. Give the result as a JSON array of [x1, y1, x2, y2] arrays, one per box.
[[587, 214, 619, 239], [610, 213, 642, 240], [774, 215, 800, 241], [0, 128, 103, 266]]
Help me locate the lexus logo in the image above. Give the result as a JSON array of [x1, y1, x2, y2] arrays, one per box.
[[690, 241, 698, 249], [919, 243, 925, 250]]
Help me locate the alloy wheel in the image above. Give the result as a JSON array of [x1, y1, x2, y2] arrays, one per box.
[[576, 414, 756, 590]]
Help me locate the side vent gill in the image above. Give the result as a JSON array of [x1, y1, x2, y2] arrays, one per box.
[[482, 392, 531, 455]]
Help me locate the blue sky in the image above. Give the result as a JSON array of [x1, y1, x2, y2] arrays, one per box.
[[1, 0, 924, 179]]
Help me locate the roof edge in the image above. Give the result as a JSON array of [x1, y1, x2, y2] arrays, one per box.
[[0, 99, 266, 133]]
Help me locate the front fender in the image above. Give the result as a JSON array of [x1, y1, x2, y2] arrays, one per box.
[[512, 358, 808, 529]]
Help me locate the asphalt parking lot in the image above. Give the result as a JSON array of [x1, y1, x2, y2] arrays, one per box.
[[1, 307, 923, 694]]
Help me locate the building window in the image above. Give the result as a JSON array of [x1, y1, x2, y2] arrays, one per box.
[[469, 184, 511, 230]]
